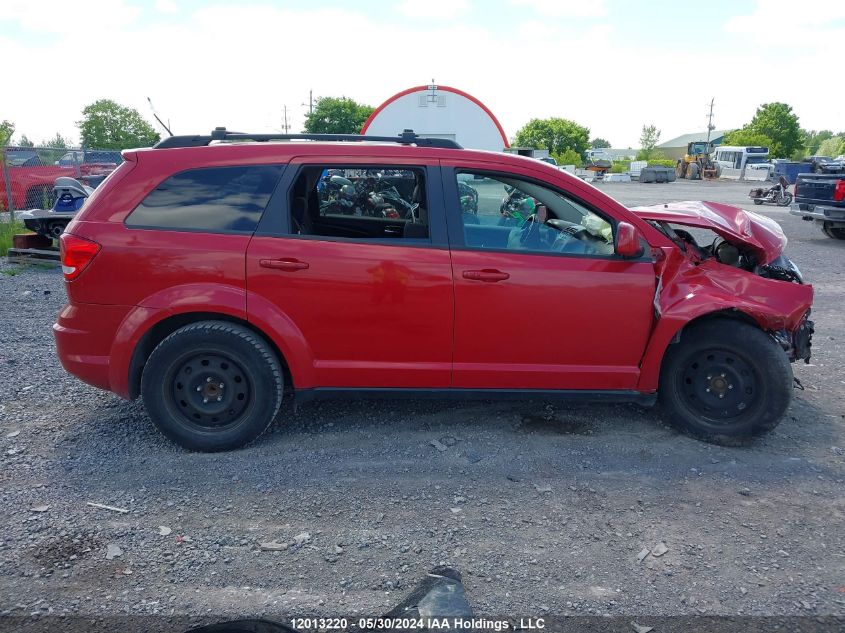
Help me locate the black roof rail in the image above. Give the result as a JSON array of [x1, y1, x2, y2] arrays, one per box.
[[153, 127, 463, 150]]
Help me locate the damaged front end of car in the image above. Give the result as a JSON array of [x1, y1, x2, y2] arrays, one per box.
[[632, 200, 815, 367]]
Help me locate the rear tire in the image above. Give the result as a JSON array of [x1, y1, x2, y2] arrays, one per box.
[[822, 222, 845, 239], [658, 320, 793, 444], [141, 321, 283, 452]]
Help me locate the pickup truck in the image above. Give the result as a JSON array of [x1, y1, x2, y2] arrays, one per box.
[[790, 172, 845, 239], [1, 149, 118, 211], [805, 155, 845, 175]]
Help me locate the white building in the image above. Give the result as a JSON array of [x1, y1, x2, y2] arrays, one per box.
[[361, 84, 509, 152]]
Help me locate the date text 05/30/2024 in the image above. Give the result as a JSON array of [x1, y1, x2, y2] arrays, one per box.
[[289, 617, 546, 631]]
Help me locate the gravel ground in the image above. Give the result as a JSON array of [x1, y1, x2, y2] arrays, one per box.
[[0, 179, 843, 623]]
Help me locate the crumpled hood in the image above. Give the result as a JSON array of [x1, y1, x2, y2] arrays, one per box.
[[630, 200, 787, 264]]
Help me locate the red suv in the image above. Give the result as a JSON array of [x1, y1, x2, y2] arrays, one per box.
[[54, 129, 814, 451]]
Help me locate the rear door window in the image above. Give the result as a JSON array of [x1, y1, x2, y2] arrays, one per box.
[[126, 165, 283, 233], [289, 166, 430, 241]]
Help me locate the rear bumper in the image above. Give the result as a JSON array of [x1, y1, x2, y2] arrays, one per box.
[[790, 203, 845, 223], [53, 302, 131, 393]]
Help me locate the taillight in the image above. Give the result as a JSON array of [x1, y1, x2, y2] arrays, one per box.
[[834, 179, 845, 202], [60, 233, 101, 281]]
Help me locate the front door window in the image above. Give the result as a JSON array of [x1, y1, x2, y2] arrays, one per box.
[[456, 172, 615, 256]]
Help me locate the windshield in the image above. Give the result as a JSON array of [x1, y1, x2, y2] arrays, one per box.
[[745, 155, 768, 164]]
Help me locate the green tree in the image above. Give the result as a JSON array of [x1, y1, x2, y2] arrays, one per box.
[[552, 148, 583, 167], [636, 124, 662, 160], [803, 129, 833, 155], [513, 118, 590, 158], [590, 137, 611, 148], [303, 96, 375, 134], [77, 99, 160, 149], [817, 136, 845, 158], [729, 102, 802, 158], [722, 128, 774, 149], [18, 134, 34, 147], [0, 120, 14, 146], [42, 133, 69, 149]]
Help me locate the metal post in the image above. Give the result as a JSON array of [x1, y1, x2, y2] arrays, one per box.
[[2, 147, 14, 221], [706, 98, 715, 144], [73, 148, 81, 179]]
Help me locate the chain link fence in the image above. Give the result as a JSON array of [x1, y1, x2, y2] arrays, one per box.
[[1, 145, 123, 219]]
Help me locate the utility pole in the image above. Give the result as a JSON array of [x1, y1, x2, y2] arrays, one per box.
[[706, 97, 715, 143], [282, 105, 290, 133], [302, 89, 314, 115]]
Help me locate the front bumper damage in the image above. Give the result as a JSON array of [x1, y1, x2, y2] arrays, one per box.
[[772, 311, 814, 363]]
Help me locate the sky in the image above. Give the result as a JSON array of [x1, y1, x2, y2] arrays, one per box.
[[1, 0, 844, 149]]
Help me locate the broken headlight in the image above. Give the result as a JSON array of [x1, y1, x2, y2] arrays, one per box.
[[759, 255, 803, 284]]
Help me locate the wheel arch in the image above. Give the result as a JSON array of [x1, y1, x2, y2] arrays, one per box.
[[127, 312, 293, 400], [638, 307, 764, 392]]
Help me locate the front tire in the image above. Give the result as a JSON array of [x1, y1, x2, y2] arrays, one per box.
[[686, 163, 700, 180], [776, 192, 793, 207], [141, 321, 283, 452], [658, 320, 793, 444]]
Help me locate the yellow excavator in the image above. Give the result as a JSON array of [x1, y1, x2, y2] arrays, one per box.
[[676, 141, 720, 180]]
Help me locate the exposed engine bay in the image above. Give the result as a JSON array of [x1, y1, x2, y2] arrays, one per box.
[[648, 220, 804, 284]]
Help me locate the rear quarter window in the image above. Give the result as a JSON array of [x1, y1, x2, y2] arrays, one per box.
[[126, 165, 283, 233]]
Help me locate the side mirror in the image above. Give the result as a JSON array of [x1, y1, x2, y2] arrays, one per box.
[[615, 221, 645, 258]]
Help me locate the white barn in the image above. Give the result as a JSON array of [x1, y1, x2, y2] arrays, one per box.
[[361, 84, 509, 152]]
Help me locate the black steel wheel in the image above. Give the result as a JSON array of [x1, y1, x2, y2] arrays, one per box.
[[676, 350, 758, 425], [659, 319, 793, 444], [169, 353, 251, 429], [142, 321, 283, 451]]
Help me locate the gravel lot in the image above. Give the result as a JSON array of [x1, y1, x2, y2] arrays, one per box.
[[1, 179, 843, 623]]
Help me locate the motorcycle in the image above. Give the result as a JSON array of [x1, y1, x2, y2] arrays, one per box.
[[499, 185, 535, 226], [19, 176, 93, 240], [749, 176, 792, 207]]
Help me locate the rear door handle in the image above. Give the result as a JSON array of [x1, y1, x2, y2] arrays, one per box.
[[259, 258, 310, 272], [462, 269, 510, 282]]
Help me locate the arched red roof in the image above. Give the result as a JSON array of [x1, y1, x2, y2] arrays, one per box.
[[360, 84, 509, 148]]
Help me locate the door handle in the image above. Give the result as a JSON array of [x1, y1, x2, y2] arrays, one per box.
[[462, 269, 510, 282], [259, 258, 310, 272]]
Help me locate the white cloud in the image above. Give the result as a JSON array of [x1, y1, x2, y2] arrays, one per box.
[[0, 2, 842, 148], [510, 0, 608, 19], [396, 0, 471, 19], [154, 0, 180, 14], [0, 0, 141, 34], [724, 0, 845, 33]]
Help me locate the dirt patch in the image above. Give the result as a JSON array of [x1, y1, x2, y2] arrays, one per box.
[[518, 412, 594, 435], [29, 531, 100, 568]]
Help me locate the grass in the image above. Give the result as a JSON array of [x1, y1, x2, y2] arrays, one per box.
[[1, 219, 28, 257]]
